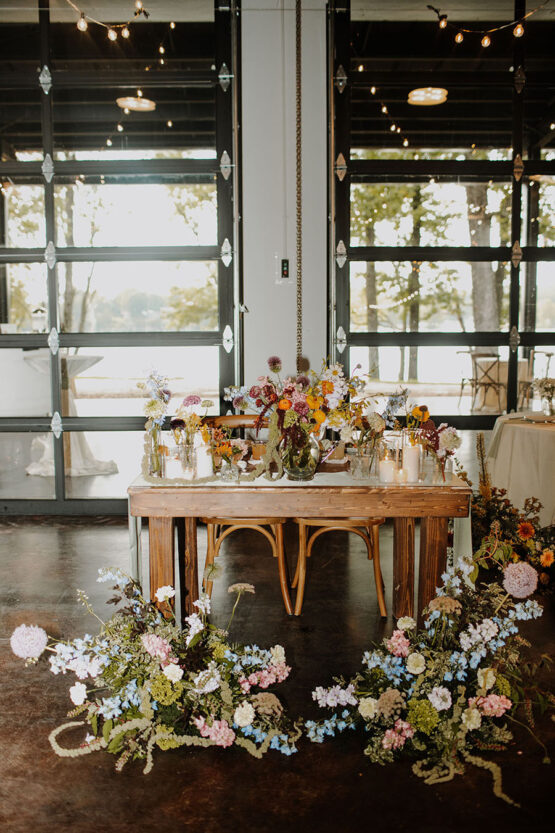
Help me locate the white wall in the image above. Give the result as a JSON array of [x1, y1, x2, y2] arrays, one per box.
[[241, 0, 327, 382]]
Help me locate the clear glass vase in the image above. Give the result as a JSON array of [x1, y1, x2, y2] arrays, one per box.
[[148, 428, 166, 478], [179, 440, 195, 472], [280, 431, 320, 481], [347, 441, 381, 480]]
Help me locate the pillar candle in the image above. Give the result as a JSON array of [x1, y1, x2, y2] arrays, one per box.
[[379, 459, 396, 483], [195, 446, 214, 479], [404, 444, 420, 482]]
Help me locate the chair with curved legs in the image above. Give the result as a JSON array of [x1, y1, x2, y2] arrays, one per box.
[[200, 415, 292, 615], [291, 517, 387, 616]]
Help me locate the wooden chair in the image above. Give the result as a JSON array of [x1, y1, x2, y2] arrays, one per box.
[[291, 517, 387, 617], [470, 352, 505, 411], [200, 415, 293, 615]]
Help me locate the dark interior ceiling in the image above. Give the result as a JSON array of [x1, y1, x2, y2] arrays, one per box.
[[0, 12, 553, 155]]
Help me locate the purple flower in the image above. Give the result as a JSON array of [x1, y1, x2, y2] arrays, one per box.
[[293, 400, 309, 417], [232, 395, 246, 409], [296, 375, 310, 389], [182, 395, 202, 408], [502, 562, 538, 599], [267, 355, 282, 373]]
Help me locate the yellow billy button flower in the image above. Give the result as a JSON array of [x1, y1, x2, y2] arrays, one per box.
[[313, 409, 326, 424]]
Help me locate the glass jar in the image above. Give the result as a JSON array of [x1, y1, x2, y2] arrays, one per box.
[[148, 428, 166, 478], [280, 431, 320, 481]]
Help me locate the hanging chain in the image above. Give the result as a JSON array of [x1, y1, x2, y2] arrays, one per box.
[[295, 0, 303, 373]]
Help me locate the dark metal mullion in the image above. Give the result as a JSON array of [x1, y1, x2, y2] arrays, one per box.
[[331, 0, 351, 369], [347, 247, 555, 262], [507, 0, 526, 413], [39, 0, 65, 501], [0, 160, 219, 177], [215, 1, 236, 410], [349, 332, 512, 347], [524, 146, 540, 334], [57, 332, 222, 347]]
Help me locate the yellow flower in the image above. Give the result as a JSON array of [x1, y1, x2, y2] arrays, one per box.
[[540, 549, 554, 568], [306, 395, 319, 409], [313, 409, 326, 424]]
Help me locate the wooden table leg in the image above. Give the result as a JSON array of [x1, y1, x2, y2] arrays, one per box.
[[393, 517, 415, 618], [149, 517, 174, 602], [182, 517, 199, 621], [418, 516, 448, 614]]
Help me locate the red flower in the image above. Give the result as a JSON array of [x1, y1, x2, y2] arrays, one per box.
[[517, 521, 535, 541]]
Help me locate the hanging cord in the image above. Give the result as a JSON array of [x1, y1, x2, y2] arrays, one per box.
[[295, 0, 303, 373]]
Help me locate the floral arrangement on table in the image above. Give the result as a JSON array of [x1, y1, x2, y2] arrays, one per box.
[[10, 569, 300, 772], [417, 411, 462, 480], [171, 395, 214, 446], [138, 371, 172, 476], [533, 377, 555, 414], [225, 356, 369, 480], [306, 552, 553, 806], [471, 434, 554, 591], [207, 426, 250, 477]]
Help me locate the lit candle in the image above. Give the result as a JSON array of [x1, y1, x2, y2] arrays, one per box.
[[404, 444, 420, 482], [379, 459, 396, 483]]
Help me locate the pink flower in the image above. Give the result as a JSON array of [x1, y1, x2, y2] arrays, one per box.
[[476, 694, 512, 717], [385, 629, 410, 658], [182, 395, 201, 408], [381, 718, 414, 750], [249, 386, 261, 399], [140, 633, 172, 661], [502, 562, 538, 599], [194, 716, 236, 748], [10, 624, 48, 660], [238, 678, 251, 693], [267, 355, 282, 373]]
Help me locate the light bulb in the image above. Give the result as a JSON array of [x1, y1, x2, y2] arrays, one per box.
[[455, 31, 463, 44], [123, 107, 130, 114], [117, 123, 124, 132], [439, 16, 447, 29], [370, 86, 376, 95], [159, 46, 165, 54], [381, 105, 388, 114], [358, 64, 363, 72], [107, 28, 117, 41], [106, 138, 112, 146], [550, 122, 555, 131], [170, 21, 175, 29], [166, 120, 173, 128], [403, 138, 409, 147], [513, 23, 524, 38], [396, 126, 401, 133], [390, 124, 396, 132], [77, 13, 88, 32], [137, 89, 143, 97], [121, 26, 130, 38], [135, 1, 143, 9], [159, 58, 165, 65], [481, 34, 491, 47]]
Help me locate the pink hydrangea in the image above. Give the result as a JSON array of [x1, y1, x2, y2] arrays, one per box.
[[475, 694, 512, 717], [10, 624, 48, 660], [194, 716, 236, 748], [140, 633, 172, 662], [502, 562, 538, 599], [385, 629, 410, 658]]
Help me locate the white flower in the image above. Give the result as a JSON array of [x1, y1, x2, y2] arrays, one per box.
[[193, 592, 211, 616], [397, 616, 416, 631], [10, 624, 48, 660], [144, 399, 166, 420], [69, 681, 88, 705], [233, 702, 255, 728], [163, 663, 184, 683], [406, 653, 426, 675], [358, 697, 379, 720], [185, 612, 204, 646], [427, 686, 452, 711], [477, 667, 496, 692], [68, 657, 92, 680], [193, 662, 221, 694], [367, 412, 386, 433], [462, 707, 482, 731], [270, 644, 286, 665], [154, 585, 176, 603], [340, 424, 354, 443], [228, 583, 255, 595], [478, 619, 498, 643], [438, 426, 461, 452]]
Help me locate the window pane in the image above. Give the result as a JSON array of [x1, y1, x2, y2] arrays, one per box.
[[54, 178, 217, 247], [537, 182, 554, 247], [64, 431, 139, 499], [516, 346, 555, 411], [350, 345, 511, 416], [3, 183, 46, 247], [0, 349, 51, 416], [350, 261, 510, 334], [0, 87, 41, 156], [0, 264, 48, 334], [64, 346, 220, 417], [350, 181, 513, 247], [0, 432, 55, 499], [57, 261, 218, 332], [521, 263, 555, 332]]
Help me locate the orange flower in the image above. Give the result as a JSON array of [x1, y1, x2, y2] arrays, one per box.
[[313, 409, 326, 424], [539, 572, 550, 585], [517, 521, 535, 541], [278, 398, 292, 410], [540, 549, 554, 568], [306, 395, 319, 409], [321, 380, 334, 395]]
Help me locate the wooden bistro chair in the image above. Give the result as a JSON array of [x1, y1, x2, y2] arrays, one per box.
[[291, 516, 387, 617], [200, 415, 293, 615]]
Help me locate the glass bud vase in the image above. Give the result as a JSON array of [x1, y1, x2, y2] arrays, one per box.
[[179, 440, 195, 472], [280, 431, 320, 481], [148, 428, 166, 478]]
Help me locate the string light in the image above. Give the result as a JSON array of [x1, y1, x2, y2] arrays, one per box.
[[370, 86, 376, 95], [381, 105, 388, 114], [358, 64, 364, 72], [170, 21, 175, 29], [137, 89, 143, 97], [166, 120, 173, 128], [390, 124, 396, 131], [403, 138, 409, 147], [76, 12, 87, 31], [65, 0, 150, 40], [159, 46, 165, 54], [135, 0, 143, 8], [550, 122, 555, 131], [107, 28, 117, 41], [428, 2, 548, 48], [121, 26, 130, 38], [106, 138, 112, 146]]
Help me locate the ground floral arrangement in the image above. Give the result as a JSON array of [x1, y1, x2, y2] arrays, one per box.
[[10, 555, 554, 804], [10, 569, 300, 773]]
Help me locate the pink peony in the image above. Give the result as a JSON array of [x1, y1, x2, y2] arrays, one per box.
[[476, 694, 512, 717], [385, 629, 410, 658], [140, 633, 172, 661], [502, 562, 538, 599], [10, 624, 48, 660]]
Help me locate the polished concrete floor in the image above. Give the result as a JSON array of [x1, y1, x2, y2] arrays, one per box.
[[0, 516, 553, 833]]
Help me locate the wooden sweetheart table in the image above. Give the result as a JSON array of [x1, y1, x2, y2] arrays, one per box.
[[128, 472, 471, 622]]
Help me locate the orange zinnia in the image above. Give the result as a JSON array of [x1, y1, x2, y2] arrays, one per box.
[[540, 549, 554, 568], [278, 398, 292, 410], [321, 380, 334, 395], [313, 409, 326, 424], [517, 521, 535, 541]]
